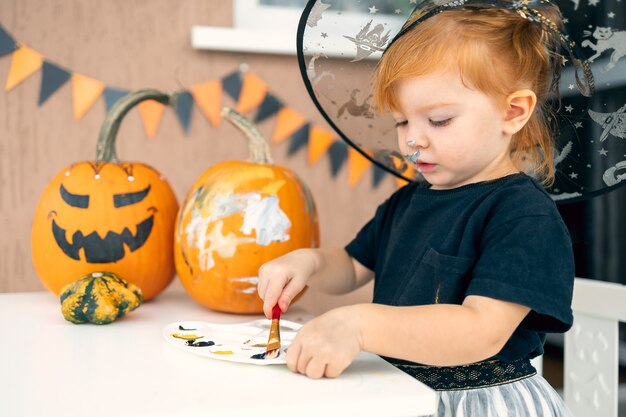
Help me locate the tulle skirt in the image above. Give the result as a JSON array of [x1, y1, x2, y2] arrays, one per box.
[[432, 375, 572, 417]]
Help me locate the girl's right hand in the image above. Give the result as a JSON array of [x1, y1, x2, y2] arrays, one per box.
[[257, 248, 319, 318]]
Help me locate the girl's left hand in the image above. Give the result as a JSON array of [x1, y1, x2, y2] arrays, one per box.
[[286, 305, 364, 379]]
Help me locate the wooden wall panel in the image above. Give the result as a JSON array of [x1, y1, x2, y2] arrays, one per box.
[[0, 0, 397, 314]]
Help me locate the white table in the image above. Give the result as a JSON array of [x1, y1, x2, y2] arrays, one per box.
[[0, 282, 437, 417]]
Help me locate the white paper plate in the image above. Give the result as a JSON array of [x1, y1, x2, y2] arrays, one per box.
[[162, 319, 301, 365]]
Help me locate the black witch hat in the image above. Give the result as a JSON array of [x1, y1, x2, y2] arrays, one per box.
[[297, 0, 626, 203]]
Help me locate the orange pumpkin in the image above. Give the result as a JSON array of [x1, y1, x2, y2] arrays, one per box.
[[31, 90, 179, 301], [174, 108, 319, 313]]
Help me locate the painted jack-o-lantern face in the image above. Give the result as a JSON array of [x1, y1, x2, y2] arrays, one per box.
[[32, 89, 179, 301], [54, 169, 153, 263], [32, 161, 179, 301]]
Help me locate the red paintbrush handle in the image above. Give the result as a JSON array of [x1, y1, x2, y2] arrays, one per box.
[[272, 304, 281, 320]]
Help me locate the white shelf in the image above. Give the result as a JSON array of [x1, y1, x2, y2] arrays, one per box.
[[191, 26, 297, 55]]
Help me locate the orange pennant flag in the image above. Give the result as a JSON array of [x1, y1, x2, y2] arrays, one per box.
[[272, 107, 307, 144], [396, 177, 411, 188], [71, 73, 104, 120], [191, 80, 222, 127], [348, 148, 372, 186], [396, 165, 415, 188], [5, 45, 43, 91], [138, 99, 167, 138], [308, 125, 336, 165], [236, 72, 268, 114]]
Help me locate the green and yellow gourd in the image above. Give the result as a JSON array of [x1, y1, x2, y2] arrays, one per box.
[[60, 271, 143, 324]]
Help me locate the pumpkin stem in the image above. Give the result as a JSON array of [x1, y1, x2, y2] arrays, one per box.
[[96, 89, 173, 163], [221, 107, 274, 164]]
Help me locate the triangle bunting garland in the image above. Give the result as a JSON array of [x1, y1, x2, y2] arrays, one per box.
[[272, 107, 307, 144], [308, 125, 335, 165], [39, 61, 71, 105], [347, 148, 373, 187], [190, 80, 222, 127], [288, 123, 311, 156], [254, 93, 283, 123], [237, 72, 268, 114], [104, 87, 129, 111], [328, 141, 349, 177], [5, 45, 43, 91], [395, 165, 415, 188], [0, 23, 389, 189], [174, 91, 194, 133], [373, 166, 388, 188], [0, 26, 17, 57], [71, 73, 104, 120], [138, 99, 167, 138], [222, 70, 243, 102]]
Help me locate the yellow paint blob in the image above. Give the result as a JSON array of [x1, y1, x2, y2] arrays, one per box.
[[171, 333, 202, 341], [211, 350, 235, 355]]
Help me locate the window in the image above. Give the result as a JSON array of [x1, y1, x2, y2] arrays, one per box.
[[192, 0, 406, 55], [233, 0, 307, 33]]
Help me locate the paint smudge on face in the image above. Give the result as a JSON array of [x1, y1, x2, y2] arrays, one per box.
[[211, 350, 235, 355]]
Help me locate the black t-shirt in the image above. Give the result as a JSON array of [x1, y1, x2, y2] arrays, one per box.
[[345, 173, 574, 362]]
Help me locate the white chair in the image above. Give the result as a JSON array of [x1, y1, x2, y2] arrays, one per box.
[[564, 277, 626, 417]]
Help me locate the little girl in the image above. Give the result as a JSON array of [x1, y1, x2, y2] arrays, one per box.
[[258, 1, 587, 415]]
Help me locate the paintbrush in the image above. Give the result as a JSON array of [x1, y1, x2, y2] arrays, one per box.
[[264, 304, 281, 359]]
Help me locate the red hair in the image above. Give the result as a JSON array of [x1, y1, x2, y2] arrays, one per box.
[[375, 8, 563, 184]]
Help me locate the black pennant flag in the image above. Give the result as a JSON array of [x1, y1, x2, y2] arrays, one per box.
[[288, 123, 311, 156], [328, 141, 348, 177], [38, 61, 71, 105], [372, 166, 388, 188], [174, 91, 194, 133], [222, 71, 243, 102], [0, 25, 17, 57], [254, 93, 283, 123], [104, 87, 129, 111]]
